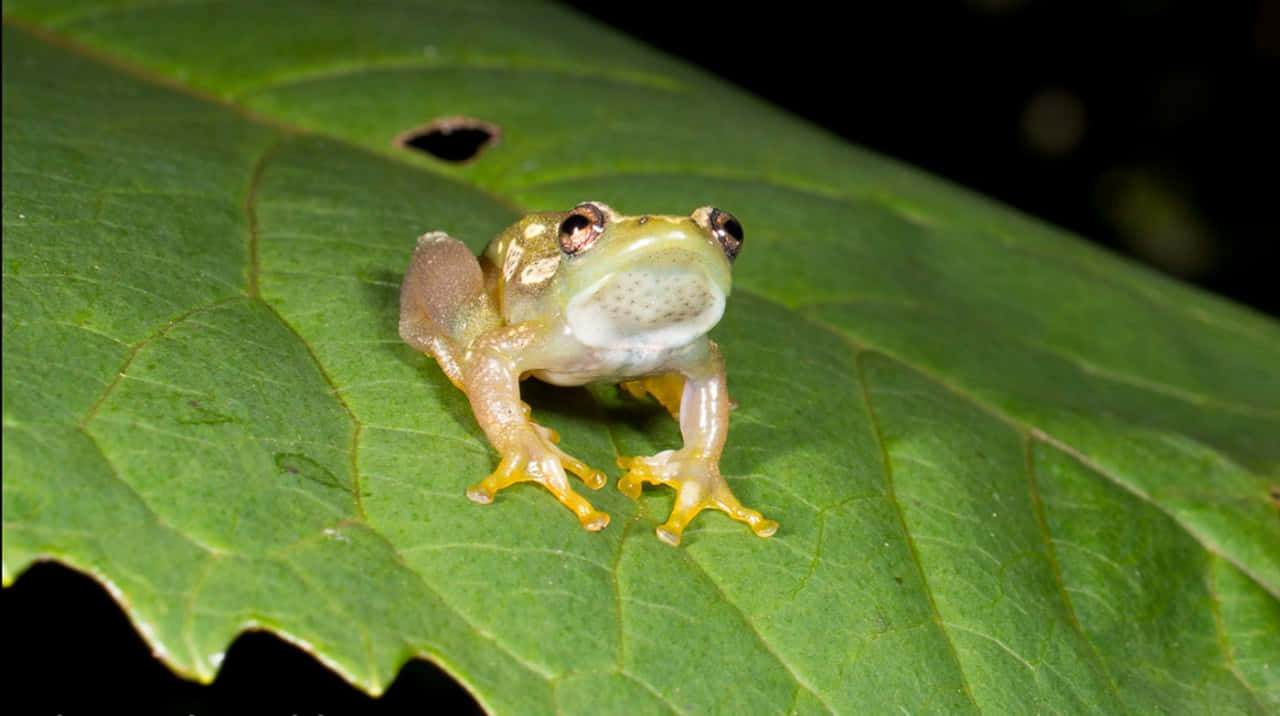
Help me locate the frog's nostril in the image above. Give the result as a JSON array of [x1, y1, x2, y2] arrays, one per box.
[[395, 116, 501, 163]]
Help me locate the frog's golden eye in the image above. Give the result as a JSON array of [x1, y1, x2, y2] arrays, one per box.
[[559, 203, 606, 255], [709, 208, 744, 261]]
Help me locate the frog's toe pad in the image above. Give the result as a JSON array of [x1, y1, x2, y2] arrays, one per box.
[[656, 526, 682, 547], [753, 519, 780, 538], [582, 469, 607, 490], [616, 471, 643, 499], [580, 510, 610, 531], [466, 485, 494, 504]]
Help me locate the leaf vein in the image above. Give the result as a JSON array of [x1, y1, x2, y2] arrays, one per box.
[[852, 350, 981, 711], [778, 290, 1280, 600], [1021, 433, 1123, 702]]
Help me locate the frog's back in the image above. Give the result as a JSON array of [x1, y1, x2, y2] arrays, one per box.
[[482, 212, 566, 325]]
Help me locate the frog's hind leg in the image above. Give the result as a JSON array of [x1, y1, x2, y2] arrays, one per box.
[[620, 373, 685, 419], [399, 231, 498, 388]]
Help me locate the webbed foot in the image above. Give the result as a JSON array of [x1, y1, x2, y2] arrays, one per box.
[[617, 450, 777, 546], [467, 423, 609, 531]]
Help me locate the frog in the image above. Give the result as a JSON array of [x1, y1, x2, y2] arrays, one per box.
[[399, 201, 778, 546]]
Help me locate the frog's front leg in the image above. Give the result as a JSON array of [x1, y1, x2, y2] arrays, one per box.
[[460, 324, 610, 531], [617, 341, 778, 546]]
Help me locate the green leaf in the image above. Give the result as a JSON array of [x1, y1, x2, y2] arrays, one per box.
[[3, 2, 1278, 712]]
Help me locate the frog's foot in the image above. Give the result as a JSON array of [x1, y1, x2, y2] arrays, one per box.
[[512, 402, 606, 488], [467, 429, 610, 531], [617, 450, 778, 546], [528, 421, 607, 489]]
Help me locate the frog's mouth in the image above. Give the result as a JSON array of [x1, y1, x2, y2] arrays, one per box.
[[565, 263, 726, 351]]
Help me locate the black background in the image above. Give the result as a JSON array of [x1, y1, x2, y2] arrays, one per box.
[[7, 2, 1277, 714], [569, 0, 1280, 317]]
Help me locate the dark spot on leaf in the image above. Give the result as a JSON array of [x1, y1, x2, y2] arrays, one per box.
[[894, 575, 904, 584], [176, 398, 234, 425], [874, 610, 892, 633], [1269, 484, 1280, 510], [395, 116, 501, 163], [274, 452, 344, 491]]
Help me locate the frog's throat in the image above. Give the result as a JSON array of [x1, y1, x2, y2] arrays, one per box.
[[564, 267, 726, 350]]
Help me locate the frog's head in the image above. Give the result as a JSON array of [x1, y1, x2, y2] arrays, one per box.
[[555, 201, 742, 350]]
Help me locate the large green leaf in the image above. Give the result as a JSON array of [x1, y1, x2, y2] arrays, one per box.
[[4, 1, 1278, 712]]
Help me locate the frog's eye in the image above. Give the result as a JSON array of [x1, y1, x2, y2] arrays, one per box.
[[559, 203, 606, 255], [709, 208, 744, 261]]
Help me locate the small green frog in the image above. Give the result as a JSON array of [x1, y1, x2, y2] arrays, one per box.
[[399, 201, 777, 545]]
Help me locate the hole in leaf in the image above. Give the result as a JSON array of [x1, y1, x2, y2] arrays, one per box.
[[395, 116, 501, 163]]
